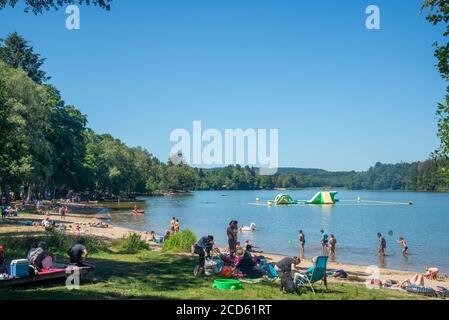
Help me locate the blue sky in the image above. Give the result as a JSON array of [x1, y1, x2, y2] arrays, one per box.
[[0, 0, 445, 171]]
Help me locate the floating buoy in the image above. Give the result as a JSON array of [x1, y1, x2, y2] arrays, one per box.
[[357, 197, 361, 202], [256, 198, 260, 202], [409, 201, 413, 206], [267, 201, 273, 206]]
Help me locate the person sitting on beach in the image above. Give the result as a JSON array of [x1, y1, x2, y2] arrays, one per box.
[[293, 256, 318, 284], [425, 267, 439, 280], [148, 230, 157, 242], [6, 206, 14, 217], [28, 241, 55, 272], [0, 245, 6, 273], [397, 237, 408, 255], [68, 238, 89, 266], [164, 230, 171, 241], [244, 240, 263, 254], [377, 233, 386, 256]]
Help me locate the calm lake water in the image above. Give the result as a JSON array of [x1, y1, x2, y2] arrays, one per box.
[[109, 190, 449, 273]]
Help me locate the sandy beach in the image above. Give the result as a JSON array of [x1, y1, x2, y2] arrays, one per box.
[[1, 208, 448, 293]]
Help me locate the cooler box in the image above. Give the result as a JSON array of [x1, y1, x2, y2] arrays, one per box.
[[10, 259, 29, 278]]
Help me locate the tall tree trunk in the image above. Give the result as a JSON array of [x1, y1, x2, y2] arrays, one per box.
[[5, 185, 10, 206], [26, 184, 32, 203]]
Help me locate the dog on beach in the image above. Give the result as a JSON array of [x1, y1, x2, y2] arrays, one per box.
[[279, 271, 300, 295]]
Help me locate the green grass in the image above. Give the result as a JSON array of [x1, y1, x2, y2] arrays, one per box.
[[0, 248, 431, 300]]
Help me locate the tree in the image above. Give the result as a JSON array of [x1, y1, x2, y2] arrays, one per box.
[[422, 1, 449, 155], [0, 0, 112, 14], [0, 32, 49, 83]]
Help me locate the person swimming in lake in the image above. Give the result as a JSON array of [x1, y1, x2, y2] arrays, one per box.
[[397, 237, 408, 255], [377, 232, 386, 256]]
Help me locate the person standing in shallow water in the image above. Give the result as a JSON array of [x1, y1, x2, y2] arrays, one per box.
[[329, 234, 337, 257], [397, 236, 408, 255], [298, 230, 305, 258], [320, 229, 329, 255], [170, 217, 176, 232], [378, 232, 386, 256]]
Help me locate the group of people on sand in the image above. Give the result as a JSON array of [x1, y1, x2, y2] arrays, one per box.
[[193, 232, 271, 279], [1, 204, 21, 220]]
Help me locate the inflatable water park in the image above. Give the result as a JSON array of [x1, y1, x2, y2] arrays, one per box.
[[264, 192, 339, 206], [252, 191, 413, 207]]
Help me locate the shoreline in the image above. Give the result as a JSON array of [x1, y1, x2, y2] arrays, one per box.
[[1, 210, 448, 292]]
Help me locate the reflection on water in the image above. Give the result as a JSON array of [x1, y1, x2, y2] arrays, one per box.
[[109, 190, 449, 273]]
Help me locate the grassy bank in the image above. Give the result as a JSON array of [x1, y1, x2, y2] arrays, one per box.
[[0, 234, 430, 300]]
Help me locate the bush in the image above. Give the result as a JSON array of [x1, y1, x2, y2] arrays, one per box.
[[162, 229, 196, 253], [115, 233, 148, 254]]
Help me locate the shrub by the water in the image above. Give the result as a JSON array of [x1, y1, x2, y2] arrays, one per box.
[[115, 233, 148, 254], [162, 229, 196, 253]]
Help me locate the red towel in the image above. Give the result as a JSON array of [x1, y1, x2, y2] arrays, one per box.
[[37, 268, 66, 275]]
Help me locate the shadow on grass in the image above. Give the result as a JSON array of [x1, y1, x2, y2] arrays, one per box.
[[0, 252, 205, 300]]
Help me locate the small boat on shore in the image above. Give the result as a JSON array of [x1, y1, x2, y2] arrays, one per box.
[[0, 263, 94, 288], [132, 210, 145, 215]]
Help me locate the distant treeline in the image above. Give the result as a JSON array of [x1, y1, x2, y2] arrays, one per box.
[[194, 159, 449, 192]]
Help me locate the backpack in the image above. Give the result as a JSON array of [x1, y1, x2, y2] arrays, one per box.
[[261, 263, 278, 279]]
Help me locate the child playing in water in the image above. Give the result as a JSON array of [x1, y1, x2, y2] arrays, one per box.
[[397, 237, 408, 254]]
